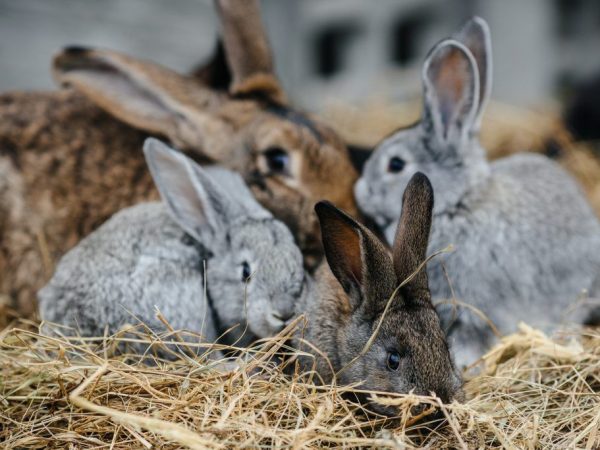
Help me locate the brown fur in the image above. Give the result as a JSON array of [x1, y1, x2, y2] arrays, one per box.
[[0, 90, 155, 323], [392, 172, 434, 300], [215, 0, 284, 102], [296, 174, 463, 416], [0, 0, 358, 325]]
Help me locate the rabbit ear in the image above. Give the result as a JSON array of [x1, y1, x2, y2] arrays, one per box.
[[53, 47, 227, 159], [453, 17, 492, 131], [202, 165, 272, 220], [421, 39, 480, 147], [392, 172, 434, 305], [215, 0, 286, 103], [143, 138, 250, 240], [315, 201, 395, 312]]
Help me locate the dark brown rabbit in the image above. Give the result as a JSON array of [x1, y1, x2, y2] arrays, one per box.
[[295, 173, 463, 416], [0, 0, 358, 324]]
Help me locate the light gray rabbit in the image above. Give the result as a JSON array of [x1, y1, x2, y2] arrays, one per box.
[[354, 17, 600, 367], [38, 138, 305, 356], [295, 173, 463, 416]]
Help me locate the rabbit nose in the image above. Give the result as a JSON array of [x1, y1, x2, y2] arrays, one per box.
[[272, 298, 295, 323], [272, 311, 294, 322], [410, 403, 427, 416]]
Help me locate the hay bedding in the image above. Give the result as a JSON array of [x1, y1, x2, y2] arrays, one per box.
[[1, 318, 599, 449], [1, 102, 600, 449]]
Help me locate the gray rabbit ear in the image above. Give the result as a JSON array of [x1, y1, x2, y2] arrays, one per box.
[[421, 39, 480, 147], [453, 16, 492, 131], [315, 201, 396, 314], [143, 138, 245, 240], [392, 172, 434, 305], [202, 166, 272, 220]]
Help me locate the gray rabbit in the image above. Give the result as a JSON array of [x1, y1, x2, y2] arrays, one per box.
[[355, 18, 600, 367], [295, 173, 463, 416], [39, 138, 305, 355], [40, 142, 463, 413]]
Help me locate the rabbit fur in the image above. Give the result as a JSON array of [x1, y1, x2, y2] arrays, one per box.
[[294, 172, 463, 416], [39, 139, 305, 356], [354, 17, 600, 367], [39, 144, 463, 414], [0, 0, 357, 325]]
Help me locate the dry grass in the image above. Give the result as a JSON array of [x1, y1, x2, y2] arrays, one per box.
[[323, 99, 600, 215], [1, 318, 599, 449], [1, 101, 599, 448]]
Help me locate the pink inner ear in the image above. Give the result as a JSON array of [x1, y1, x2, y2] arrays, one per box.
[[334, 225, 363, 285], [431, 47, 472, 132], [435, 48, 469, 105], [436, 49, 468, 102]]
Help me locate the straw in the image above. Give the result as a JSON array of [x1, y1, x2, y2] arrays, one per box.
[[1, 319, 598, 449]]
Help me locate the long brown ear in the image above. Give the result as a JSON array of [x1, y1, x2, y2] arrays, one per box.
[[315, 201, 395, 313], [454, 17, 492, 131], [215, 0, 285, 103], [392, 172, 434, 303], [53, 46, 229, 160]]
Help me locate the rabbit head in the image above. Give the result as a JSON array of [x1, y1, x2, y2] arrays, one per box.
[[144, 138, 305, 341], [316, 173, 463, 416], [51, 0, 358, 268], [355, 18, 492, 242]]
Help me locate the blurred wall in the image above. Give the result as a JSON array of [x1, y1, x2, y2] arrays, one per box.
[[0, 0, 217, 90], [1, 0, 600, 110]]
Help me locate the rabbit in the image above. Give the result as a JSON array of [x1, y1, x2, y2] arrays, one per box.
[[0, 0, 358, 326], [294, 172, 463, 417], [38, 138, 306, 356], [354, 17, 600, 367]]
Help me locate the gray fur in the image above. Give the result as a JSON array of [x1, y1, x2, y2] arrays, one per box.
[[39, 139, 304, 355], [355, 18, 600, 367]]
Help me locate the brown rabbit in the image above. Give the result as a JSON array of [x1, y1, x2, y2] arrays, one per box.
[[0, 0, 358, 324], [294, 172, 463, 416]]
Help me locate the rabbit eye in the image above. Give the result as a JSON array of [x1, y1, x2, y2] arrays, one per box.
[[386, 350, 401, 371], [388, 156, 405, 173], [264, 147, 290, 174], [241, 261, 251, 283]]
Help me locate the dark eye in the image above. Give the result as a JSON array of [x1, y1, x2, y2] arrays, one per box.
[[241, 261, 251, 282], [264, 147, 290, 174], [388, 156, 405, 173], [386, 350, 401, 371]]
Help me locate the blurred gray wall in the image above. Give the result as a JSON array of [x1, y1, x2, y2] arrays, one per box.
[[0, 0, 217, 90], [1, 0, 600, 109]]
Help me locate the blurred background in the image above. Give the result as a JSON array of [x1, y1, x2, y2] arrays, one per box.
[[2, 0, 600, 114]]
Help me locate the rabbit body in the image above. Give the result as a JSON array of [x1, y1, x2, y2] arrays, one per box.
[[39, 140, 305, 355], [1, 0, 358, 326], [428, 153, 600, 364], [290, 174, 464, 416], [39, 203, 217, 342], [355, 19, 600, 367], [0, 90, 153, 325]]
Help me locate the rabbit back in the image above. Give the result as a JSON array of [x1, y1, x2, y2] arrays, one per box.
[[39, 202, 215, 343], [0, 90, 154, 324], [430, 153, 600, 363]]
